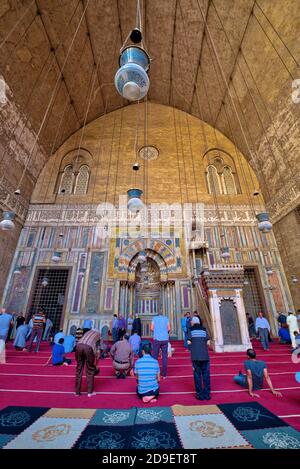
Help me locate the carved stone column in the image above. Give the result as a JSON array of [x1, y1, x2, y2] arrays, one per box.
[[128, 282, 135, 315]]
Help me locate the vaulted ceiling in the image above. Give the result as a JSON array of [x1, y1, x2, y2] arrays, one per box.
[[1, 0, 299, 201]]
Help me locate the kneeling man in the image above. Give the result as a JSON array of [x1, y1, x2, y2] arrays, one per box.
[[134, 343, 160, 403]]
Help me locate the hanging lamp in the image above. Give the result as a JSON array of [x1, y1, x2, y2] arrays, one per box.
[[127, 188, 144, 213], [221, 247, 230, 259], [42, 277, 49, 287], [0, 211, 15, 231], [256, 212, 272, 233], [13, 266, 22, 275], [52, 251, 62, 263], [266, 266, 273, 275], [138, 250, 147, 263], [291, 275, 298, 284], [114, 0, 150, 101]]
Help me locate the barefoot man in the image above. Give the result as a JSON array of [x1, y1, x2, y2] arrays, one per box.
[[134, 342, 160, 403]]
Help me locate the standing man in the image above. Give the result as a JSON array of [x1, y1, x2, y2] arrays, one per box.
[[127, 314, 134, 336], [187, 316, 211, 401], [255, 311, 270, 351], [233, 348, 282, 398], [27, 310, 46, 352], [43, 317, 53, 341], [75, 329, 100, 397], [83, 318, 93, 335], [181, 312, 190, 348], [0, 307, 13, 341], [151, 312, 170, 378], [287, 312, 300, 351], [132, 314, 142, 337], [112, 314, 119, 343]]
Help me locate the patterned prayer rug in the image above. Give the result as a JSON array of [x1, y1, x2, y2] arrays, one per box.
[[218, 402, 289, 431], [1, 404, 299, 449], [174, 413, 249, 449], [241, 426, 300, 449], [130, 422, 182, 449], [73, 424, 132, 449], [4, 416, 90, 449], [0, 406, 49, 435]]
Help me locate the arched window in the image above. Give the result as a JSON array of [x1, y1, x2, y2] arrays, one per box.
[[74, 165, 89, 195], [222, 166, 237, 195], [207, 165, 222, 195], [59, 165, 74, 194]]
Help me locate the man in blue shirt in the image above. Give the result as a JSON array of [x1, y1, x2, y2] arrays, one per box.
[[83, 319, 93, 335], [233, 348, 282, 398], [0, 308, 13, 341], [278, 326, 291, 344], [181, 312, 190, 348], [63, 334, 76, 353], [54, 329, 64, 344], [151, 313, 170, 377], [112, 314, 119, 343], [255, 312, 270, 350], [134, 342, 160, 403], [129, 330, 141, 355], [52, 338, 71, 366]]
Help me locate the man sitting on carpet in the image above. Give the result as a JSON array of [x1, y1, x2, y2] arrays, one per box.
[[52, 337, 72, 366], [233, 348, 282, 398], [134, 342, 160, 403], [110, 329, 134, 378]]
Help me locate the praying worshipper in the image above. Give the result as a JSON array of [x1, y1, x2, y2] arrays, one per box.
[[151, 312, 170, 378], [13, 322, 30, 351], [134, 342, 160, 403], [43, 317, 53, 341], [277, 311, 287, 327], [83, 318, 93, 335], [287, 312, 300, 351], [132, 314, 142, 337], [255, 311, 270, 351], [293, 331, 300, 349], [187, 315, 211, 401], [26, 310, 46, 352], [117, 314, 126, 338], [181, 312, 190, 348], [233, 348, 282, 398], [6, 311, 16, 341], [129, 330, 141, 355], [246, 313, 256, 338], [138, 338, 151, 358], [54, 329, 65, 344], [110, 329, 134, 379], [16, 312, 25, 329], [75, 327, 84, 343], [75, 329, 100, 397], [278, 326, 291, 344], [63, 334, 76, 353], [112, 314, 119, 343], [52, 337, 72, 366], [168, 342, 175, 357], [0, 308, 13, 341], [127, 314, 134, 335]]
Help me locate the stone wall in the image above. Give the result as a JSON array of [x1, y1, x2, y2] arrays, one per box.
[[274, 209, 300, 310]]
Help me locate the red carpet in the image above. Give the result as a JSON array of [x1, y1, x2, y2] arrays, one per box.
[[1, 339, 299, 431]]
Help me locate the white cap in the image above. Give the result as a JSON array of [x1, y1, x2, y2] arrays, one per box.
[[192, 316, 200, 324]]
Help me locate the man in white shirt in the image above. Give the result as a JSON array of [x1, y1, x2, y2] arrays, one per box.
[[150, 313, 170, 378], [255, 312, 270, 351], [287, 312, 300, 350]]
